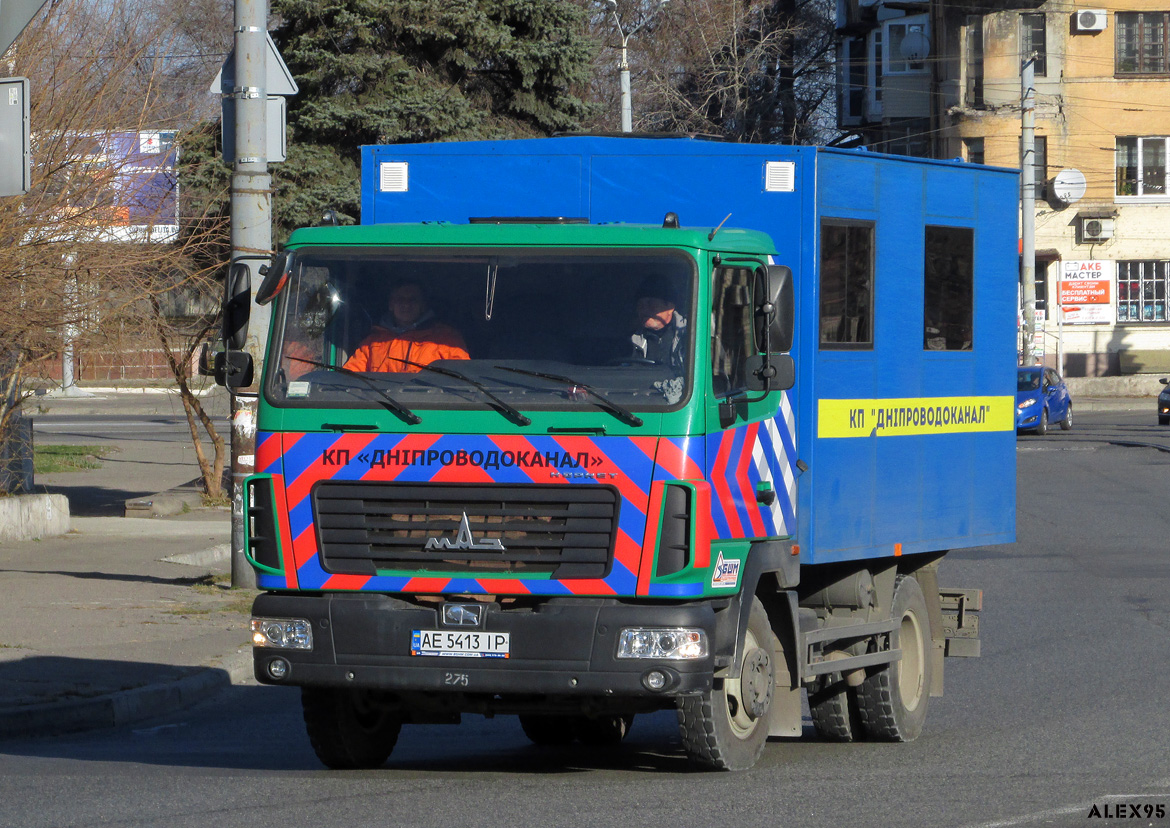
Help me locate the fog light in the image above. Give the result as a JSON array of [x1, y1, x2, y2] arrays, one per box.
[[617, 627, 708, 660], [251, 617, 313, 650], [643, 670, 668, 691], [267, 658, 290, 680]]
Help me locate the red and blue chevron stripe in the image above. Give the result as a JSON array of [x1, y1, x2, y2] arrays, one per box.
[[250, 393, 798, 596]]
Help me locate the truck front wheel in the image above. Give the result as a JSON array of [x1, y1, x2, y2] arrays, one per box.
[[857, 575, 932, 741], [677, 598, 775, 770], [302, 687, 402, 769]]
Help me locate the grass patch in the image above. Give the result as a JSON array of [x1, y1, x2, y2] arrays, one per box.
[[34, 444, 111, 473]]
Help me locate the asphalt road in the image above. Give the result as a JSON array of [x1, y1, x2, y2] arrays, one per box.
[[2, 409, 1168, 828], [33, 414, 231, 445]]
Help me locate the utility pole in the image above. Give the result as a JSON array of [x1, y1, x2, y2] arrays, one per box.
[[229, 0, 271, 589], [1020, 56, 1037, 366]]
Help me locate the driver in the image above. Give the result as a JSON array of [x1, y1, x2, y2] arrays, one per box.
[[629, 276, 687, 371], [344, 280, 469, 373]]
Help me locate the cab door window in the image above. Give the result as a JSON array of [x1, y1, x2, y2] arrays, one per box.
[[711, 265, 755, 396]]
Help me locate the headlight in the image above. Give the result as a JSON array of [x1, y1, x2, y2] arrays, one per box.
[[617, 628, 708, 660], [251, 617, 313, 650], [1018, 397, 1038, 410]]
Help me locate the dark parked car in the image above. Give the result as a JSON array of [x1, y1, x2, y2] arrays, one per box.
[[1158, 378, 1170, 425], [1016, 366, 1072, 435]]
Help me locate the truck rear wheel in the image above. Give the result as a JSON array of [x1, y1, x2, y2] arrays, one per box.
[[301, 687, 402, 769], [677, 598, 775, 770], [857, 575, 932, 741], [808, 673, 863, 741], [518, 714, 577, 746]]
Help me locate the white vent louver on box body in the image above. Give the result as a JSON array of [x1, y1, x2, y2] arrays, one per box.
[[1081, 217, 1114, 242], [380, 162, 409, 192], [1073, 9, 1107, 32], [765, 161, 796, 192]]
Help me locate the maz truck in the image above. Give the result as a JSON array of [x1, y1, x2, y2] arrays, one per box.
[[218, 137, 1016, 771]]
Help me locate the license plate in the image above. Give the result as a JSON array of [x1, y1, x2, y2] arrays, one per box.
[[411, 629, 510, 658]]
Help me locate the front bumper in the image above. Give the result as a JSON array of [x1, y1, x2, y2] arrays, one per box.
[[252, 592, 717, 698]]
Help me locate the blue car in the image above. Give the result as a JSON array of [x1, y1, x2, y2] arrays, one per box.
[[1016, 366, 1072, 434]]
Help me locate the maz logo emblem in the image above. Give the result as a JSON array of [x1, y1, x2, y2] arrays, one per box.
[[424, 512, 506, 551]]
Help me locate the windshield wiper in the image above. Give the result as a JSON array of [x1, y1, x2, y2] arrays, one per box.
[[387, 356, 531, 426], [286, 356, 421, 425], [491, 365, 643, 427]]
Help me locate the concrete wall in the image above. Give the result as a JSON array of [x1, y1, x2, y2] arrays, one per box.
[[0, 494, 70, 543]]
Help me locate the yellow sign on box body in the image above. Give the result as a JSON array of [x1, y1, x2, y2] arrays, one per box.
[[818, 396, 1015, 438]]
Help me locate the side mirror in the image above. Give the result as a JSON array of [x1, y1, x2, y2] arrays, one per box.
[[256, 252, 290, 305], [755, 265, 794, 353], [214, 350, 254, 389], [222, 261, 251, 350], [745, 354, 795, 392]]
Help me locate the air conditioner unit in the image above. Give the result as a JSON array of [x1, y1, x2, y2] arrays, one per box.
[[1080, 217, 1114, 243], [1073, 9, 1107, 32]]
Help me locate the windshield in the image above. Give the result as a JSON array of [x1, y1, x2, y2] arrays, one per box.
[[266, 246, 696, 414], [1017, 370, 1041, 392]]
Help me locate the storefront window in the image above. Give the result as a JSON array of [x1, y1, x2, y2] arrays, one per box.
[[1117, 260, 1170, 322]]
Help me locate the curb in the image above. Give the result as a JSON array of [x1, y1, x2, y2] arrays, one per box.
[[0, 650, 253, 741]]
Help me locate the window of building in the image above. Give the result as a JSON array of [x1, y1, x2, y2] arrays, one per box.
[[1117, 12, 1169, 75], [964, 138, 985, 165], [966, 15, 985, 107], [868, 29, 883, 117], [883, 119, 931, 158], [885, 15, 930, 74], [924, 226, 974, 350], [1117, 136, 1168, 197], [819, 221, 874, 349], [1021, 13, 1047, 76], [841, 37, 866, 126], [1117, 260, 1170, 322]]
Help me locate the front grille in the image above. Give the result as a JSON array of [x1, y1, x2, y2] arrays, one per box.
[[313, 482, 620, 579]]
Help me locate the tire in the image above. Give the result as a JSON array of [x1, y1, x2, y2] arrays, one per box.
[[677, 598, 775, 770], [1060, 404, 1073, 431], [574, 714, 635, 746], [301, 688, 401, 769], [519, 714, 578, 746], [1035, 408, 1048, 435], [1159, 415, 1169, 426], [857, 575, 933, 742], [808, 663, 864, 742]]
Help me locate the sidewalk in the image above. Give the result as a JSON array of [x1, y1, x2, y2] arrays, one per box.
[[0, 512, 252, 739], [1, 384, 250, 740]]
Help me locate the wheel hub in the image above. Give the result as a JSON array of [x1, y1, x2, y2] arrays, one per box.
[[741, 647, 774, 720]]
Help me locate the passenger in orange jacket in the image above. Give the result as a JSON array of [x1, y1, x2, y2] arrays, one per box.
[[343, 281, 469, 373]]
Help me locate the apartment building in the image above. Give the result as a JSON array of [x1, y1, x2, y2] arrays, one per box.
[[837, 0, 1170, 376]]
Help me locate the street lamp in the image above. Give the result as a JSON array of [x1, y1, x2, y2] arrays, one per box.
[[606, 0, 669, 133]]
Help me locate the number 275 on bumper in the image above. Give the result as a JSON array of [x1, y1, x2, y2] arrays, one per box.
[[411, 630, 511, 658]]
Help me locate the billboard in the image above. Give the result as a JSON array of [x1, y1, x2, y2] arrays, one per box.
[[1059, 260, 1112, 324], [42, 130, 179, 244]]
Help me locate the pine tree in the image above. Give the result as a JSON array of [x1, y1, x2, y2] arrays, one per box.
[[271, 0, 597, 238]]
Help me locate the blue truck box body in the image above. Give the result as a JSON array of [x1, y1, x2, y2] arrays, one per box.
[[358, 136, 1017, 566]]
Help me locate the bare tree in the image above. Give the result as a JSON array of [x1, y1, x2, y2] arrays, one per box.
[[584, 0, 839, 144], [0, 0, 232, 497]]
